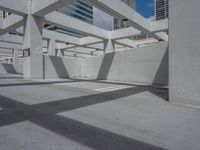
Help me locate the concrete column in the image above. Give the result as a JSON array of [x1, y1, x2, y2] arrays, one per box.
[[48, 38, 56, 55], [104, 39, 115, 53], [56, 43, 64, 57], [57, 49, 64, 57], [169, 0, 200, 106], [12, 48, 19, 64], [23, 14, 43, 54], [23, 14, 44, 79]]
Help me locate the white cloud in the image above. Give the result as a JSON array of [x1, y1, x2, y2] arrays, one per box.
[[147, 0, 154, 8]]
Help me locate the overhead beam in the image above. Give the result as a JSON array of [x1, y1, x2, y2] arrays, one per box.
[[150, 19, 168, 33], [80, 37, 102, 45], [0, 0, 28, 16], [115, 39, 137, 48], [110, 27, 141, 40], [32, 0, 73, 16], [0, 41, 22, 49], [0, 14, 24, 36], [45, 11, 109, 39], [43, 29, 80, 45], [0, 33, 23, 44], [85, 0, 167, 40]]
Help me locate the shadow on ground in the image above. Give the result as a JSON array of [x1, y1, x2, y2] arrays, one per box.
[[0, 85, 167, 150]]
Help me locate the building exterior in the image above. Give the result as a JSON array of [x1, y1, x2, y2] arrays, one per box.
[[155, 0, 168, 21], [59, 0, 93, 24], [52, 0, 94, 37], [114, 0, 136, 29]]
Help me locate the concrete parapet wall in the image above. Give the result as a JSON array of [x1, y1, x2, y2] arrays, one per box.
[[43, 55, 80, 79], [42, 41, 168, 86], [80, 41, 168, 85], [0, 63, 23, 74]]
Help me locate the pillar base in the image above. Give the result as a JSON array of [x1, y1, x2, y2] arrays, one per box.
[[23, 53, 44, 79]]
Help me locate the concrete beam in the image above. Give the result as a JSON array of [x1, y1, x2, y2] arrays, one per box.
[[0, 14, 24, 35], [43, 29, 80, 45], [150, 19, 168, 33], [32, 0, 73, 16], [80, 37, 102, 45], [0, 41, 22, 49], [45, 11, 109, 39], [110, 27, 141, 40], [0, 0, 28, 16], [0, 34, 23, 44], [85, 0, 149, 31], [156, 32, 168, 42], [85, 0, 166, 40], [115, 39, 137, 48]]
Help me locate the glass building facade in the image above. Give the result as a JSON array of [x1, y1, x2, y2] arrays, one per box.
[[59, 0, 93, 24]]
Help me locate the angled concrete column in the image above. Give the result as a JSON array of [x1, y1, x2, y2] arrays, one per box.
[[104, 39, 115, 53], [12, 48, 19, 64], [48, 38, 56, 55], [57, 49, 64, 57], [169, 0, 200, 106], [23, 14, 44, 79]]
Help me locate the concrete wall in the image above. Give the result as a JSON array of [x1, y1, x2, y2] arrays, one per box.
[[80, 42, 168, 85], [34, 42, 168, 86], [0, 63, 23, 74], [42, 55, 81, 79], [169, 0, 200, 105]]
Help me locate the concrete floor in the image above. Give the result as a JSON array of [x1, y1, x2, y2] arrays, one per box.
[[0, 73, 200, 150]]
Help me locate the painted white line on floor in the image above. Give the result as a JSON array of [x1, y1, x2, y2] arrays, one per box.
[[94, 85, 132, 92]]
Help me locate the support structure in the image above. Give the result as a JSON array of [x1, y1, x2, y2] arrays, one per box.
[[12, 48, 19, 64], [23, 14, 43, 79], [48, 38, 56, 56], [169, 0, 200, 105]]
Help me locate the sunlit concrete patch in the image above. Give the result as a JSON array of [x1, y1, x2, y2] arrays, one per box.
[[0, 82, 92, 105], [58, 94, 200, 150], [94, 85, 133, 92], [54, 81, 132, 91], [0, 121, 92, 150], [31, 78, 73, 83]]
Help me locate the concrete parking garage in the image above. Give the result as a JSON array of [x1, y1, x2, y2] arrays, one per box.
[[1, 0, 200, 149]]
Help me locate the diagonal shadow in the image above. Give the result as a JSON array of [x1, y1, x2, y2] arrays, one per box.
[[0, 93, 166, 150], [153, 47, 169, 86], [31, 86, 147, 114], [1, 63, 17, 74], [97, 52, 115, 80], [0, 76, 23, 79], [0, 86, 145, 127], [31, 113, 166, 150], [49, 56, 69, 79]]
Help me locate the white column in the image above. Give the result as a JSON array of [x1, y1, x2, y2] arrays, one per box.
[[57, 43, 64, 57], [48, 38, 56, 55], [104, 39, 115, 53], [12, 48, 19, 64], [57, 49, 64, 57], [23, 14, 44, 79], [23, 14, 43, 54]]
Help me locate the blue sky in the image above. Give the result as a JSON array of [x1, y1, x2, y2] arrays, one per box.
[[136, 0, 155, 18]]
